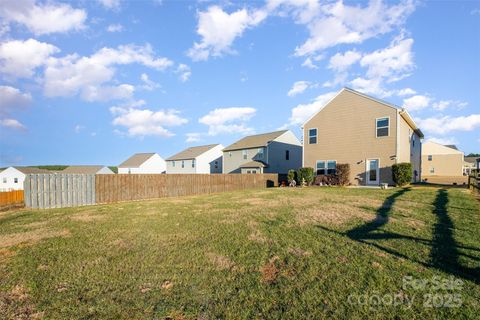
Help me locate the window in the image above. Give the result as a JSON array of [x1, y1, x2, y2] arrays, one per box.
[[243, 150, 248, 160], [428, 155, 432, 161], [258, 148, 264, 159], [327, 161, 336, 174], [2, 177, 6, 183], [308, 128, 317, 144], [430, 167, 435, 174], [181, 160, 185, 168], [246, 170, 251, 174], [316, 161, 326, 175], [252, 170, 257, 174], [376, 117, 389, 137], [14, 178, 18, 183], [285, 150, 290, 160], [229, 152, 232, 157], [412, 139, 415, 147], [192, 159, 195, 168], [214, 161, 218, 169], [172, 161, 175, 167]]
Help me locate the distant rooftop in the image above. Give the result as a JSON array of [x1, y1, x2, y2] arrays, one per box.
[[223, 130, 288, 152], [118, 153, 156, 168], [166, 144, 220, 161]]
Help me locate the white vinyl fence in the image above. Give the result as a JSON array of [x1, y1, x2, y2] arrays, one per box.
[[24, 174, 95, 209]]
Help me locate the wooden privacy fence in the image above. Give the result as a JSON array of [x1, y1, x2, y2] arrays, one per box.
[[24, 174, 95, 209], [468, 175, 479, 197], [96, 174, 277, 204], [0, 190, 24, 208]]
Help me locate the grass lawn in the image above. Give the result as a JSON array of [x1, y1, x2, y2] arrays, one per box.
[[0, 186, 479, 319]]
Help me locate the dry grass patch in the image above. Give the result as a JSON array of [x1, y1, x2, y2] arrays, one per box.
[[70, 211, 106, 222], [296, 202, 373, 226], [0, 285, 43, 320], [287, 247, 312, 257], [206, 252, 235, 270], [247, 221, 270, 244], [0, 228, 70, 248]]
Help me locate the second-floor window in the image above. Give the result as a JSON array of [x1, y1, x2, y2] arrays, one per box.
[[285, 150, 290, 160], [258, 148, 264, 159], [14, 178, 18, 183], [243, 150, 248, 159], [181, 160, 185, 168], [192, 159, 195, 168], [214, 161, 218, 169], [376, 117, 389, 137], [308, 128, 317, 144], [428, 155, 433, 161]]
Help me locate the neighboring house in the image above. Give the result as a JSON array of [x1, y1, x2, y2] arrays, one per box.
[[222, 130, 302, 174], [0, 167, 51, 191], [303, 87, 423, 186], [118, 153, 166, 174], [464, 156, 479, 176], [62, 165, 114, 174], [166, 144, 223, 174], [422, 141, 464, 177]]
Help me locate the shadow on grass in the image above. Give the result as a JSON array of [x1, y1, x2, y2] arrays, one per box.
[[317, 187, 480, 284]]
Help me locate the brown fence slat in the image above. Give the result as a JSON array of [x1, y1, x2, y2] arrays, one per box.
[[95, 173, 277, 204]]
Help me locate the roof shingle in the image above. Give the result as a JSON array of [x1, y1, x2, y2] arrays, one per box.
[[223, 130, 287, 152], [118, 153, 156, 168], [166, 144, 220, 161]]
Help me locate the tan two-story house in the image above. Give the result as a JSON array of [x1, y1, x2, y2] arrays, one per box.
[[223, 130, 302, 174], [303, 87, 423, 186]]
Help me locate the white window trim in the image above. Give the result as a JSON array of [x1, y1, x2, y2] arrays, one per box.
[[375, 116, 390, 138], [308, 128, 318, 144], [365, 158, 381, 185], [316, 159, 337, 175], [242, 149, 248, 160], [257, 148, 264, 159]]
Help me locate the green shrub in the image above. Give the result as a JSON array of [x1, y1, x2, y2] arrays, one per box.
[[392, 163, 412, 186], [336, 163, 350, 186], [287, 169, 297, 183], [297, 167, 314, 186]]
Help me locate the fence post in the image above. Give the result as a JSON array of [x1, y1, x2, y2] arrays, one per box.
[[24, 174, 31, 208]]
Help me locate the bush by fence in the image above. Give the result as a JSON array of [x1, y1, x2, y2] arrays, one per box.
[[392, 163, 413, 187], [297, 167, 314, 186]]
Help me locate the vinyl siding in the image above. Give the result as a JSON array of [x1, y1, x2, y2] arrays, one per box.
[[303, 89, 398, 185]]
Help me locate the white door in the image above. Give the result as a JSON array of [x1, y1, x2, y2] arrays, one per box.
[[366, 159, 380, 185]]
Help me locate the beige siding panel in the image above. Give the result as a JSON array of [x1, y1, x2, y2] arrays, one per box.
[[304, 89, 397, 185], [421, 154, 463, 177]]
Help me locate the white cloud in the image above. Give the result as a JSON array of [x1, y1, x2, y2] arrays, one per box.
[[415, 114, 480, 135], [288, 81, 312, 97], [360, 35, 414, 82], [0, 38, 59, 79], [432, 100, 468, 111], [81, 84, 134, 102], [328, 50, 361, 72], [97, 0, 121, 10], [74, 124, 84, 133], [269, 0, 416, 56], [176, 64, 191, 82], [43, 44, 173, 100], [427, 137, 458, 146], [185, 132, 202, 143], [111, 104, 188, 137], [187, 6, 267, 61], [0, 85, 32, 116], [396, 88, 416, 96], [350, 77, 392, 97], [0, 118, 26, 130], [402, 95, 430, 112], [199, 107, 256, 135], [107, 23, 123, 32], [288, 91, 337, 126], [301, 54, 324, 69], [140, 73, 160, 91], [0, 0, 87, 35]]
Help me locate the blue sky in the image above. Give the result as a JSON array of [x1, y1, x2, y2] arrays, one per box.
[[0, 0, 479, 167]]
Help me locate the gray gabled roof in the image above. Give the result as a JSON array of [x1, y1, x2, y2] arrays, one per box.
[[166, 144, 220, 161], [62, 165, 109, 174], [239, 160, 268, 168], [13, 167, 52, 174], [445, 145, 458, 150], [223, 130, 287, 152], [118, 153, 156, 168]]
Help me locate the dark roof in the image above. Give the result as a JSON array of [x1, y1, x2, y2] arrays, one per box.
[[239, 160, 268, 168], [62, 166, 111, 174], [464, 156, 479, 164], [166, 144, 220, 161], [223, 130, 287, 152], [13, 167, 52, 174], [445, 144, 459, 150], [118, 153, 156, 168]]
